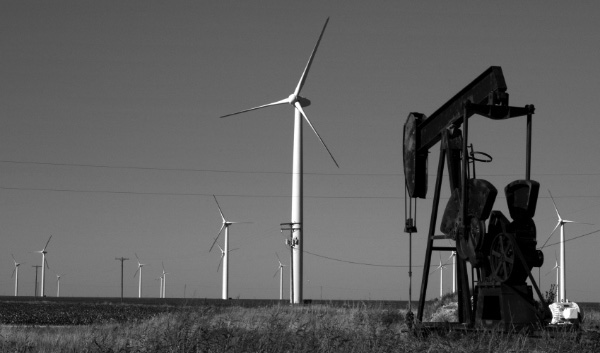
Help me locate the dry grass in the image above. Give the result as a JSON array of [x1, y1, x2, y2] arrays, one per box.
[[1, 301, 600, 352]]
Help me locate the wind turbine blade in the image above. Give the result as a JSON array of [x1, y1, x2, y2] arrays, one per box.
[[548, 190, 562, 221], [162, 261, 165, 271], [295, 102, 339, 168], [229, 248, 240, 253], [45, 258, 50, 269], [135, 253, 140, 261], [294, 17, 330, 96], [276, 252, 282, 263], [540, 221, 561, 249], [220, 98, 290, 118], [273, 268, 280, 278], [134, 267, 140, 278], [209, 225, 225, 252], [43, 235, 53, 251], [229, 221, 253, 225], [11, 268, 16, 278], [213, 195, 227, 223], [11, 254, 17, 264]]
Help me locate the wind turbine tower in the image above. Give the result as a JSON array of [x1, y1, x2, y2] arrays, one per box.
[[11, 254, 24, 296], [134, 253, 146, 298], [219, 18, 337, 304], [209, 195, 249, 300], [548, 190, 591, 302], [35, 235, 52, 297]]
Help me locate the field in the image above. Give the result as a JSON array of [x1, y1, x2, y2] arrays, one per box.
[[1, 296, 600, 352]]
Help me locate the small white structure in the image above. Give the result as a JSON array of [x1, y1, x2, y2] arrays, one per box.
[[549, 299, 583, 325]]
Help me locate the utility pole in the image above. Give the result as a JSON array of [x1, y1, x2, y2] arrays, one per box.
[[115, 257, 129, 302], [32, 265, 41, 297]]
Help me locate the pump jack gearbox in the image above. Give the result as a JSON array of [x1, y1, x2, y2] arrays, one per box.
[[403, 66, 549, 330]]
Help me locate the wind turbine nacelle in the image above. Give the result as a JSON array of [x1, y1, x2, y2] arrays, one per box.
[[296, 96, 311, 107]]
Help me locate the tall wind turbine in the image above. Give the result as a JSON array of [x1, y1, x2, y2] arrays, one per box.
[[56, 274, 65, 297], [35, 235, 52, 297], [134, 253, 146, 298], [209, 195, 249, 300], [11, 254, 24, 296], [548, 190, 591, 302], [219, 17, 338, 304], [273, 253, 287, 300]]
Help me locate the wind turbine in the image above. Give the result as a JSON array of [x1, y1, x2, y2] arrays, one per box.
[[11, 254, 24, 296], [548, 190, 591, 302], [35, 235, 52, 297], [550, 258, 560, 303], [273, 253, 287, 300], [209, 195, 249, 300], [432, 256, 447, 298], [219, 17, 338, 304], [155, 276, 163, 298], [134, 253, 146, 298], [56, 274, 65, 297], [216, 244, 239, 273], [161, 262, 169, 299], [449, 251, 456, 294]]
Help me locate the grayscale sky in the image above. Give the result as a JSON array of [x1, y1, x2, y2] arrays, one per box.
[[2, 1, 599, 301]]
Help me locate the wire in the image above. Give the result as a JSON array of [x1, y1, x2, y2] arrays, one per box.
[[3, 159, 600, 177], [0, 160, 399, 177], [0, 186, 405, 199], [539, 229, 600, 249], [303, 249, 434, 268]]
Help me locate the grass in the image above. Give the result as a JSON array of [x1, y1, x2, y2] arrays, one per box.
[[1, 300, 600, 352]]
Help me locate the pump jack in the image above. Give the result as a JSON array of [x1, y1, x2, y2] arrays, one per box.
[[403, 66, 548, 329]]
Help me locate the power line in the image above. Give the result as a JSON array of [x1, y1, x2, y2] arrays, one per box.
[[539, 229, 600, 249], [304, 249, 434, 268], [0, 186, 404, 199], [3, 159, 600, 177], [3, 185, 600, 201], [0, 160, 398, 177]]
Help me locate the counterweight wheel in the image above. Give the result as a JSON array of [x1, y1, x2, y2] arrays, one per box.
[[490, 232, 527, 283]]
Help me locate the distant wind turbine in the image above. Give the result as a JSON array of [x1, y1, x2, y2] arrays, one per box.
[[548, 190, 592, 302], [216, 244, 239, 273], [432, 256, 447, 298], [11, 254, 24, 296], [56, 274, 65, 297], [156, 276, 163, 298], [548, 257, 560, 303], [161, 262, 169, 299], [209, 195, 250, 300], [449, 251, 456, 294], [35, 235, 52, 297], [219, 17, 337, 304], [134, 253, 146, 298], [273, 253, 287, 300]]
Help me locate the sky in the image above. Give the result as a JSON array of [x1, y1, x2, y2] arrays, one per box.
[[1, 1, 599, 302]]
